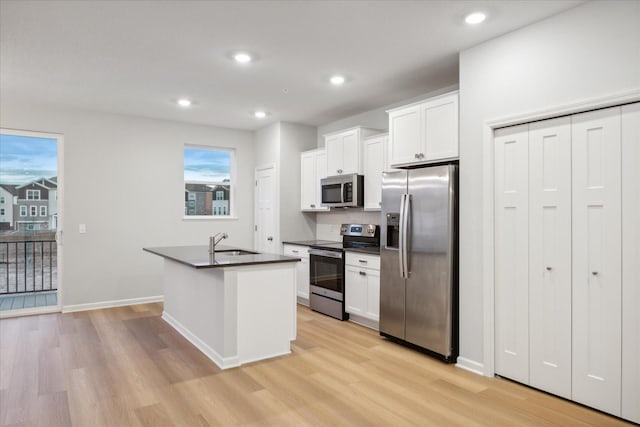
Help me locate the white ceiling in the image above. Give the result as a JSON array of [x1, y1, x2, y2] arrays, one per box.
[[0, 0, 583, 131]]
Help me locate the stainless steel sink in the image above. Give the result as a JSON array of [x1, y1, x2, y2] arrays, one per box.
[[215, 250, 258, 256]]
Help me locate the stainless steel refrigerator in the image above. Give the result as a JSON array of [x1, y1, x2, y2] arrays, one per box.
[[379, 164, 458, 362]]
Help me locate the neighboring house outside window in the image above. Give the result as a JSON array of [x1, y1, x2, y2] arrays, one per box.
[[20, 206, 27, 216], [40, 206, 47, 216], [0, 208, 4, 215], [26, 189, 40, 200], [30, 206, 37, 216], [0, 196, 4, 204], [183, 146, 234, 218]]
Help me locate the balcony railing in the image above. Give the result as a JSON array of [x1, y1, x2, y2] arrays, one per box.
[[0, 240, 57, 294]]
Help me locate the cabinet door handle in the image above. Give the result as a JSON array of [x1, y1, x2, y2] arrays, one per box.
[[359, 271, 366, 276], [267, 237, 273, 241], [414, 153, 420, 159], [358, 259, 368, 263], [292, 250, 299, 253], [420, 153, 425, 158], [546, 267, 552, 271], [379, 201, 382, 206], [337, 169, 343, 174], [592, 271, 599, 276], [310, 204, 315, 208]]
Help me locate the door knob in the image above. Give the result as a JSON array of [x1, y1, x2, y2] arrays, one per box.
[[267, 237, 273, 241]]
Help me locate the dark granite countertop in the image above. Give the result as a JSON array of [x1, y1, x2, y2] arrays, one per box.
[[143, 245, 300, 269], [282, 240, 341, 247]]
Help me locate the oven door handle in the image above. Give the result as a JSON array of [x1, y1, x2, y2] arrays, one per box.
[[309, 249, 343, 259]]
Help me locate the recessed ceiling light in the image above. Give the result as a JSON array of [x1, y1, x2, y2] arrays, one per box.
[[330, 75, 346, 85], [177, 99, 192, 107], [465, 12, 486, 24], [234, 52, 252, 63], [254, 111, 267, 119]]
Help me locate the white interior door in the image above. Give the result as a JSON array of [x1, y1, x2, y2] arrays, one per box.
[[621, 102, 640, 424], [571, 106, 622, 415], [255, 166, 277, 254], [494, 124, 529, 384], [528, 117, 572, 399]]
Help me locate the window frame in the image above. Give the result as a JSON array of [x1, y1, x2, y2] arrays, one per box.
[[40, 206, 47, 216], [26, 189, 41, 200], [0, 196, 5, 204], [0, 208, 5, 216], [30, 205, 37, 216], [183, 145, 237, 220], [20, 205, 27, 217]]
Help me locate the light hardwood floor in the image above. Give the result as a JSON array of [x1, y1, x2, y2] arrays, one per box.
[[0, 303, 633, 426]]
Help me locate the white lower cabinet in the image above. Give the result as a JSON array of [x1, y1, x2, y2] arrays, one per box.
[[345, 252, 380, 328], [494, 102, 639, 422], [283, 244, 310, 304]]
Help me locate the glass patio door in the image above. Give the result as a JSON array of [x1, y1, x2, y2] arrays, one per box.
[[0, 129, 62, 316]]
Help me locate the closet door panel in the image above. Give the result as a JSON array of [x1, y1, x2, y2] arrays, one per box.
[[529, 117, 572, 399], [621, 102, 640, 424], [494, 124, 529, 383], [571, 107, 622, 415]]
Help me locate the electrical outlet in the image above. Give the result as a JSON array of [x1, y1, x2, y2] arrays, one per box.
[[79, 224, 87, 234]]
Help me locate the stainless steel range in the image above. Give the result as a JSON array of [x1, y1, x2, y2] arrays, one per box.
[[309, 224, 380, 320]]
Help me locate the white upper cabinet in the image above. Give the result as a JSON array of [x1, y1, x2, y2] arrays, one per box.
[[388, 91, 459, 167], [363, 133, 392, 211], [300, 149, 328, 212], [324, 127, 380, 176]]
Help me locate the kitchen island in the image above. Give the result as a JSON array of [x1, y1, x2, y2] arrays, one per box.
[[143, 245, 300, 370]]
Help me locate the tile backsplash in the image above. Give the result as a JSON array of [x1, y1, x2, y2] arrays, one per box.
[[315, 209, 381, 241]]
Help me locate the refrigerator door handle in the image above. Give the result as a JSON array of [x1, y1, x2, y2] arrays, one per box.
[[399, 193, 407, 279], [402, 194, 411, 279]]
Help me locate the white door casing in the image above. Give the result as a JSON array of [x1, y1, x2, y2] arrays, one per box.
[[528, 117, 572, 399], [494, 124, 529, 384], [571, 106, 622, 415], [255, 165, 277, 254]]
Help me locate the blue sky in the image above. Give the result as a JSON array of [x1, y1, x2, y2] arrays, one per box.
[[0, 134, 58, 185], [184, 147, 230, 182]]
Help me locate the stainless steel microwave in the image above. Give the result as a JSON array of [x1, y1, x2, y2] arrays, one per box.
[[320, 174, 364, 208]]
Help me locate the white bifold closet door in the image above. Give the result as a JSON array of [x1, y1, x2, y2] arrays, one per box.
[[621, 102, 640, 424], [571, 107, 622, 416], [528, 117, 572, 399], [494, 124, 529, 383]]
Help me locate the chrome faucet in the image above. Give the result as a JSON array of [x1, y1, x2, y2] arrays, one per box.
[[209, 232, 228, 254]]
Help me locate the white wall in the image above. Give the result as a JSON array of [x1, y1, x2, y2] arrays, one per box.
[[458, 0, 640, 367], [0, 101, 255, 308], [279, 122, 317, 243]]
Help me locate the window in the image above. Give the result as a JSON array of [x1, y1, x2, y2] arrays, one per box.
[[20, 206, 27, 216], [0, 208, 4, 215], [40, 206, 47, 216], [184, 146, 234, 217], [0, 196, 4, 204], [30, 205, 37, 216], [26, 189, 41, 200]]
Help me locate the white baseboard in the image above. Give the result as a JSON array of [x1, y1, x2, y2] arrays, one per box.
[[456, 357, 485, 376], [161, 311, 240, 370], [348, 313, 379, 331], [62, 295, 163, 313], [0, 305, 60, 319], [297, 296, 309, 307]]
